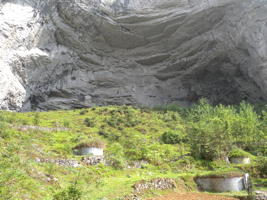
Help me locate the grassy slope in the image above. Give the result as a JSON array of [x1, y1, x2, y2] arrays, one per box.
[[0, 105, 266, 200]]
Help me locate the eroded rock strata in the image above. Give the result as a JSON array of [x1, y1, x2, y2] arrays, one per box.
[[0, 0, 267, 111]]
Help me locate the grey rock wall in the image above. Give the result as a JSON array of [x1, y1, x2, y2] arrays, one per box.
[[0, 0, 267, 111]]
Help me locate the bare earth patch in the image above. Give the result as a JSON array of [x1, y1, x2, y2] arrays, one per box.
[[147, 192, 239, 200]]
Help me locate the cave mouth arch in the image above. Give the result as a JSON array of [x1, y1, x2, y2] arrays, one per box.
[[0, 0, 267, 111]]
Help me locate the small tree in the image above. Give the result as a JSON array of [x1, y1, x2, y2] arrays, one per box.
[[187, 99, 234, 160], [33, 113, 40, 126], [53, 183, 82, 200]]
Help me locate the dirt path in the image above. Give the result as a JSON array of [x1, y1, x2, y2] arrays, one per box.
[[147, 192, 239, 200]]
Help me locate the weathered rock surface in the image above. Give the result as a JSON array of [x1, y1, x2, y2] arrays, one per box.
[[1, 0, 267, 111], [255, 191, 267, 200]]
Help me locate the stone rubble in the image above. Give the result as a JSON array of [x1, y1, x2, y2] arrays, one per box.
[[35, 157, 81, 168], [36, 155, 106, 167], [122, 194, 142, 200], [255, 191, 267, 200], [81, 156, 104, 166], [17, 125, 69, 132], [133, 178, 177, 193]]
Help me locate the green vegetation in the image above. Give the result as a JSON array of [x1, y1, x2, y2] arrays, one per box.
[[0, 100, 266, 199], [74, 139, 106, 149], [53, 183, 82, 200], [229, 148, 253, 158]]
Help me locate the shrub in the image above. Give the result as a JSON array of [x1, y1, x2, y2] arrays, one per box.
[[79, 110, 88, 115], [105, 143, 126, 169], [53, 183, 82, 200], [0, 121, 8, 138], [256, 156, 267, 178], [84, 118, 95, 127], [63, 120, 70, 128], [74, 139, 106, 149], [229, 148, 252, 158], [33, 113, 40, 126], [161, 131, 182, 144], [186, 99, 234, 160], [106, 119, 117, 128], [232, 102, 263, 153]]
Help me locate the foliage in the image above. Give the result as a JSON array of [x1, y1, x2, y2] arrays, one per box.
[[186, 99, 234, 160], [161, 131, 183, 144], [105, 143, 126, 169], [186, 99, 265, 160], [0, 102, 265, 199], [53, 183, 82, 200], [33, 112, 40, 126], [255, 156, 267, 178], [74, 139, 105, 149], [229, 148, 252, 158], [84, 118, 95, 127]]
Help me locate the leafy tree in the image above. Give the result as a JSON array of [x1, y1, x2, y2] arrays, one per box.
[[187, 99, 234, 160]]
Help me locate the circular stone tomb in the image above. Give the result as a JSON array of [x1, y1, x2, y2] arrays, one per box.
[[230, 157, 251, 164], [74, 147, 103, 156], [73, 141, 105, 156], [195, 173, 246, 192]]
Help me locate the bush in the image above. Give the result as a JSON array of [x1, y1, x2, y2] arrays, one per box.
[[187, 99, 234, 160], [0, 121, 8, 138], [63, 120, 70, 128], [105, 143, 126, 169], [79, 110, 88, 115], [229, 148, 252, 158], [84, 118, 95, 127], [53, 183, 82, 200], [256, 156, 267, 178], [161, 131, 182, 144], [74, 139, 105, 149], [33, 113, 40, 126], [232, 102, 263, 153]]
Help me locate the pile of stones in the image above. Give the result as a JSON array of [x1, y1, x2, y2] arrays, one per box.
[[17, 125, 68, 132], [81, 156, 104, 166], [35, 157, 80, 167], [255, 191, 267, 200], [133, 178, 177, 193], [122, 194, 142, 200]]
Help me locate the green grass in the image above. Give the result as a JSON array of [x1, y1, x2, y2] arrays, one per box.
[[0, 102, 266, 199]]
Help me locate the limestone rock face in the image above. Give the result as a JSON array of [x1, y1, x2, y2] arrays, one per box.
[[0, 0, 267, 111]]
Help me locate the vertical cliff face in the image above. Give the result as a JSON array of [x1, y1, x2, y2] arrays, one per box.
[[0, 0, 266, 111]]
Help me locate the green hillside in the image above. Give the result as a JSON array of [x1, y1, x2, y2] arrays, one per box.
[[0, 100, 266, 200]]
